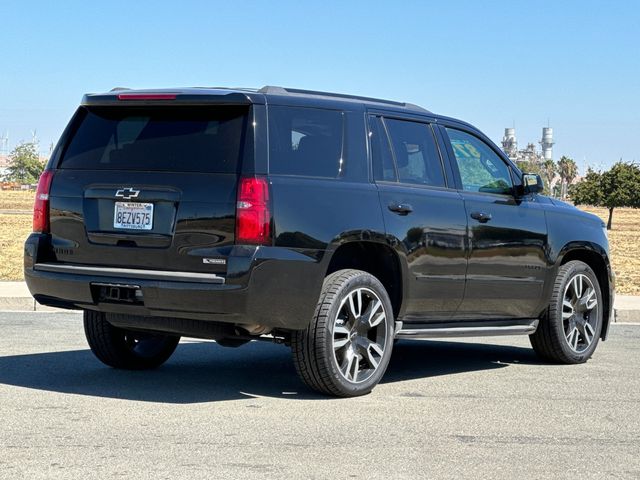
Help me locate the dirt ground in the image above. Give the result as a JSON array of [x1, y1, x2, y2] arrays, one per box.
[[0, 190, 35, 211]]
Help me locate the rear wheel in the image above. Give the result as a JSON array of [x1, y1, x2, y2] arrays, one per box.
[[530, 260, 603, 364], [83, 310, 180, 369], [291, 269, 394, 397]]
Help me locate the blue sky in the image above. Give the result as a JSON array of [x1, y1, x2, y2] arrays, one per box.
[[1, 0, 638, 172]]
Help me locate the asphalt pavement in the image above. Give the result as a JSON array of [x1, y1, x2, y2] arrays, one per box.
[[1, 311, 639, 479]]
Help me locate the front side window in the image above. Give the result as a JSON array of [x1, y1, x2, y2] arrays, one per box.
[[384, 119, 446, 188], [446, 128, 513, 195], [268, 106, 344, 178]]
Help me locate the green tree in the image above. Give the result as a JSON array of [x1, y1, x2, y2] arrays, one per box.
[[557, 156, 578, 200], [516, 160, 556, 196], [571, 161, 640, 229], [516, 160, 542, 175], [3, 142, 45, 184], [570, 168, 603, 206], [541, 159, 557, 196]]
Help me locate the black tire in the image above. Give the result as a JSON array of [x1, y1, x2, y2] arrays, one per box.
[[83, 310, 180, 370], [291, 269, 395, 397], [530, 260, 603, 364]]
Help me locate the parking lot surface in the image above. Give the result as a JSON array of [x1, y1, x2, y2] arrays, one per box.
[[1, 312, 639, 479]]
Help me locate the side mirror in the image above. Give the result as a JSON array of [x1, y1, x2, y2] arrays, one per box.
[[522, 173, 544, 195]]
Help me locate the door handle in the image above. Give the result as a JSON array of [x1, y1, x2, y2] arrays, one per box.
[[470, 211, 492, 223], [388, 203, 413, 215]]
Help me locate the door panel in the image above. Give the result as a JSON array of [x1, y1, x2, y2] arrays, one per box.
[[458, 192, 548, 318], [378, 184, 468, 320], [369, 115, 467, 321], [440, 125, 549, 319]]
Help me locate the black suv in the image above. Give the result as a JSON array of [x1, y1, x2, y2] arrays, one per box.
[[25, 86, 615, 397]]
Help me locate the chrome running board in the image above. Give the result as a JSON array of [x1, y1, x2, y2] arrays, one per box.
[[396, 319, 539, 339]]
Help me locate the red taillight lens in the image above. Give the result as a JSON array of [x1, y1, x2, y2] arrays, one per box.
[[117, 93, 177, 101], [33, 170, 54, 233], [236, 177, 271, 245]]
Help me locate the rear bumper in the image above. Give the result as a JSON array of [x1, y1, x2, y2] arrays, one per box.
[[24, 234, 324, 330]]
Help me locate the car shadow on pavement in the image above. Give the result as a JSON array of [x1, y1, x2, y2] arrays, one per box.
[[0, 339, 539, 403]]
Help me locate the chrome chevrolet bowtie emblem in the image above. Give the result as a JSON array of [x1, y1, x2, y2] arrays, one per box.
[[115, 188, 140, 200]]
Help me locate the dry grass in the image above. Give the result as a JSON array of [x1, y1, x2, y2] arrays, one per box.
[[0, 191, 638, 294], [0, 190, 35, 211], [0, 213, 32, 280]]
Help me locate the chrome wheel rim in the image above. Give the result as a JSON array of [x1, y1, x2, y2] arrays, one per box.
[[562, 273, 599, 353], [332, 287, 389, 384]]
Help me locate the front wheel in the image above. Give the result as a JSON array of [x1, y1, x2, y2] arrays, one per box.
[[291, 269, 395, 397], [83, 310, 180, 370], [530, 260, 603, 364]]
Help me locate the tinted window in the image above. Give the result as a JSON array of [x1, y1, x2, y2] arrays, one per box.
[[446, 128, 513, 194], [268, 106, 344, 178], [369, 116, 396, 181], [384, 119, 445, 187], [60, 106, 248, 173]]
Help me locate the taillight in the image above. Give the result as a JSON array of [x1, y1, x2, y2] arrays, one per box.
[[236, 177, 271, 245], [117, 93, 177, 100], [33, 170, 54, 233]]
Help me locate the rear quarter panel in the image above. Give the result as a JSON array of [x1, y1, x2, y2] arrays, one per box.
[[266, 104, 388, 314]]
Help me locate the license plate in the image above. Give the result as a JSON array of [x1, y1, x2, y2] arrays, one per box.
[[113, 202, 154, 230]]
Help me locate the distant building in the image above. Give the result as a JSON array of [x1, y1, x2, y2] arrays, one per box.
[[540, 127, 554, 160], [501, 127, 554, 164], [501, 126, 567, 195]]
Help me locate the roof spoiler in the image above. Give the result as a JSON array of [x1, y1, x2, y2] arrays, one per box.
[[81, 89, 258, 106]]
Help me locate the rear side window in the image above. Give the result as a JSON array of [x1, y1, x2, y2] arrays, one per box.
[[268, 106, 344, 178], [369, 116, 396, 182], [384, 118, 446, 188], [59, 106, 249, 173]]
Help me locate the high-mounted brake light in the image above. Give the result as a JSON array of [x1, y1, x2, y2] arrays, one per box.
[[117, 93, 177, 101], [236, 177, 271, 245], [33, 170, 54, 233]]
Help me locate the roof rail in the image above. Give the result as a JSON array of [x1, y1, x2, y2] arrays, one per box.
[[258, 86, 288, 95], [257, 86, 430, 113]]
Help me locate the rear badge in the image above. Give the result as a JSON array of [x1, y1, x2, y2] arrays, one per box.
[[115, 187, 140, 200], [203, 258, 226, 265]]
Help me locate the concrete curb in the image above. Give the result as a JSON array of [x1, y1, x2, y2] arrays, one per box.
[[614, 295, 640, 323], [1, 282, 640, 321], [614, 310, 640, 323], [0, 297, 35, 311], [0, 297, 66, 312], [0, 282, 71, 313]]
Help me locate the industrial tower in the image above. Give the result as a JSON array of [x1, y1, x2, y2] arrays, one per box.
[[540, 127, 554, 160]]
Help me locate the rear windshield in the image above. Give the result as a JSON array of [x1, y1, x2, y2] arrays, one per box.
[[59, 106, 249, 173]]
